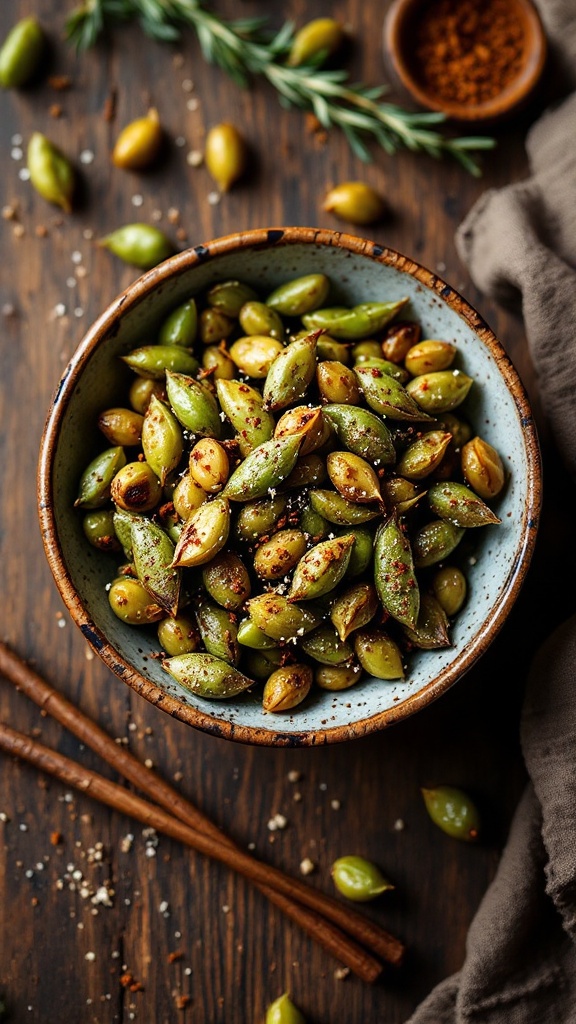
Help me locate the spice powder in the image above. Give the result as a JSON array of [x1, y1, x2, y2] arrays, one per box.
[[412, 0, 527, 107]]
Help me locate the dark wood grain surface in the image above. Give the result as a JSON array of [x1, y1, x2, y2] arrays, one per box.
[[1, 2, 573, 1022]]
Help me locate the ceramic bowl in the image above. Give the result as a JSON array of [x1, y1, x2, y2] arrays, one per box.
[[383, 0, 547, 123], [38, 227, 541, 746]]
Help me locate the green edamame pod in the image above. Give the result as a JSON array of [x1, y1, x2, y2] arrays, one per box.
[[171, 496, 230, 568], [215, 378, 274, 454], [222, 436, 302, 501], [27, 133, 76, 213], [159, 299, 197, 347], [331, 856, 394, 901], [122, 345, 199, 381], [288, 535, 355, 601], [206, 279, 258, 317], [265, 992, 306, 1024], [141, 394, 184, 484], [406, 370, 473, 414], [98, 223, 174, 270], [309, 489, 380, 526], [163, 653, 253, 699], [402, 592, 451, 649], [246, 594, 321, 642], [266, 273, 330, 316], [75, 446, 127, 508], [300, 625, 354, 665], [355, 365, 433, 422], [322, 404, 396, 465], [166, 371, 222, 438], [0, 17, 45, 88], [131, 517, 181, 616], [421, 785, 480, 842], [302, 298, 408, 340], [374, 517, 419, 629], [194, 596, 240, 666], [427, 481, 501, 527], [263, 332, 319, 411]]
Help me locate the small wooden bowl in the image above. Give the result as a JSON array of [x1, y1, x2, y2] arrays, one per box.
[[384, 0, 547, 123]]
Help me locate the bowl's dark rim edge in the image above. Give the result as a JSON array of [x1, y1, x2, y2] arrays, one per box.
[[37, 226, 543, 747]]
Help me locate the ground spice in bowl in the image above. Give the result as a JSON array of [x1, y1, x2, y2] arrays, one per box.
[[384, 0, 547, 122], [413, 0, 526, 106]]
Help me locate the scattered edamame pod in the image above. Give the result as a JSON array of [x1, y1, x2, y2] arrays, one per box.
[[98, 223, 174, 269], [131, 517, 181, 615], [331, 856, 394, 901], [112, 107, 164, 169], [265, 992, 306, 1024], [27, 132, 76, 212], [323, 181, 387, 226], [286, 16, 345, 67], [205, 122, 247, 191], [0, 16, 45, 88], [421, 785, 481, 842]]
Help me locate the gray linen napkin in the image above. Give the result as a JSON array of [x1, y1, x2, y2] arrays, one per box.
[[406, 3, 576, 1021]]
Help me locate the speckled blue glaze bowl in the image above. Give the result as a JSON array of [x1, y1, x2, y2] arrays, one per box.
[[38, 227, 542, 746]]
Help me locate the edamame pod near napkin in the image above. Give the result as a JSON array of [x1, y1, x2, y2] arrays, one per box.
[[407, 2, 576, 1021]]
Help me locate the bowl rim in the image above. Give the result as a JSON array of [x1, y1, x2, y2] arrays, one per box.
[[37, 226, 542, 747], [383, 0, 548, 123]]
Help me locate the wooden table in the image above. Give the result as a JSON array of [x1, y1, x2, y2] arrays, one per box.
[[1, 2, 571, 1021]]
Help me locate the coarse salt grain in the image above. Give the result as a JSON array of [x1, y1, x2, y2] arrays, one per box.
[[0, 812, 8, 822], [131, 194, 144, 208], [159, 900, 169, 913], [186, 97, 199, 111], [18, 168, 30, 181], [11, 147, 23, 161], [79, 149, 95, 165], [274, 814, 288, 830], [330, 799, 341, 810], [300, 858, 316, 876], [85, 951, 96, 961], [144, 758, 153, 768], [71, 251, 82, 264], [186, 150, 203, 167], [175, 136, 186, 148], [151, 208, 163, 221], [11, 134, 23, 145], [182, 78, 194, 92], [287, 770, 301, 783], [267, 819, 278, 832], [207, 191, 221, 206], [145, 847, 156, 858], [393, 818, 405, 831], [19, 823, 28, 832], [66, 277, 76, 288]]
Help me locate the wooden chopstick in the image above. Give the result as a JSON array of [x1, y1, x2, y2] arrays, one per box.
[[0, 642, 405, 977]]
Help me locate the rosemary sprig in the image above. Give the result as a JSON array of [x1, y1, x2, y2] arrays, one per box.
[[66, 0, 496, 175]]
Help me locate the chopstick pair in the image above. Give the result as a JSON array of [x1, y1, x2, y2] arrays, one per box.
[[0, 641, 405, 983]]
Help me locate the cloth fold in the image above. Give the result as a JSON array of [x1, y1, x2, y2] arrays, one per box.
[[406, 2, 576, 1020]]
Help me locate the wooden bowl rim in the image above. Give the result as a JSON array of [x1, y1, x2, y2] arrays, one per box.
[[384, 0, 548, 122], [37, 226, 542, 747]]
